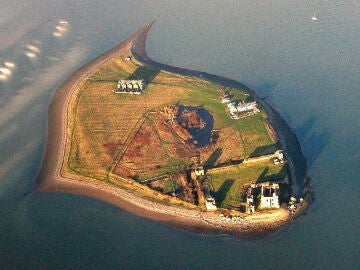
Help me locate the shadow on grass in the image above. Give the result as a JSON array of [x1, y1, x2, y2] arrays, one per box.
[[256, 167, 269, 183], [249, 143, 278, 158], [215, 179, 234, 205], [203, 148, 222, 167], [256, 165, 288, 183], [127, 66, 160, 85]]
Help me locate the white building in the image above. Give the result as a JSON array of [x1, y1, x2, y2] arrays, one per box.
[[194, 166, 205, 176], [273, 150, 285, 164], [227, 102, 238, 113], [116, 79, 145, 94], [205, 196, 217, 211], [259, 182, 280, 209], [236, 101, 257, 113], [227, 101, 258, 115]]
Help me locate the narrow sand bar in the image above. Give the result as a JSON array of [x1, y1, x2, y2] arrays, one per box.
[[37, 22, 307, 237]]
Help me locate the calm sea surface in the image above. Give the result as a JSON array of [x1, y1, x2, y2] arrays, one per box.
[[0, 1, 359, 269]]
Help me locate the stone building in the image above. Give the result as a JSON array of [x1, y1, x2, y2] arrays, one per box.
[[259, 182, 280, 209], [273, 150, 285, 164], [205, 196, 217, 211], [227, 101, 258, 115], [116, 79, 145, 94], [236, 101, 257, 112], [194, 166, 205, 176]]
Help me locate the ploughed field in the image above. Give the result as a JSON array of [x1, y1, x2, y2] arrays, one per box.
[[66, 48, 284, 207]]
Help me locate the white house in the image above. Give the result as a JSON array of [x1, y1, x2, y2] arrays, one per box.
[[227, 101, 258, 116], [116, 79, 145, 94], [236, 101, 257, 113]]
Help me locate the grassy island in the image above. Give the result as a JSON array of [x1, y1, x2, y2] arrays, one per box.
[[37, 23, 308, 236], [65, 45, 288, 212]]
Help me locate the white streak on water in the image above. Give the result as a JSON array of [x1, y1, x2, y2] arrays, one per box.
[[24, 44, 42, 59], [56, 26, 67, 33], [53, 31, 63, 38], [58, 20, 69, 25], [0, 67, 11, 75], [4, 62, 15, 69], [26, 45, 41, 54], [0, 46, 87, 128], [0, 74, 7, 81], [24, 52, 37, 59], [53, 20, 70, 38], [0, 6, 42, 53]]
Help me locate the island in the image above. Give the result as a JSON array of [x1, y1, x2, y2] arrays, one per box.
[[37, 22, 311, 237]]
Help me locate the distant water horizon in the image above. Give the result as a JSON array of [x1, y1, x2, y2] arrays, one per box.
[[0, 1, 359, 269]]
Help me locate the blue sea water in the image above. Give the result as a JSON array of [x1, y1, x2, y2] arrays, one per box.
[[0, 1, 359, 269]]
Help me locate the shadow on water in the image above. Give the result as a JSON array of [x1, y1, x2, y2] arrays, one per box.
[[296, 116, 317, 142], [214, 179, 234, 205], [304, 129, 331, 171], [257, 81, 277, 99], [295, 116, 331, 171]]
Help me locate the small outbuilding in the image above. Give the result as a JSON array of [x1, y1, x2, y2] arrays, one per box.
[[273, 150, 285, 164], [194, 166, 205, 176], [205, 196, 217, 211]]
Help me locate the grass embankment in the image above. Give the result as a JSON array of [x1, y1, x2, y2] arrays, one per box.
[[66, 48, 278, 206]]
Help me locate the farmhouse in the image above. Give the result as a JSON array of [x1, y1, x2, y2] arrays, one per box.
[[227, 101, 258, 115], [116, 79, 145, 94], [236, 101, 257, 112]]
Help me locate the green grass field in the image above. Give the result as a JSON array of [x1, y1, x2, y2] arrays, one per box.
[[208, 161, 287, 208]]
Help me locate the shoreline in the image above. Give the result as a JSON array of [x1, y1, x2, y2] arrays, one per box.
[[36, 22, 308, 237]]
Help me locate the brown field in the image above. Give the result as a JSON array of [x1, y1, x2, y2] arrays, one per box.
[[114, 107, 200, 179], [116, 119, 169, 172]]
